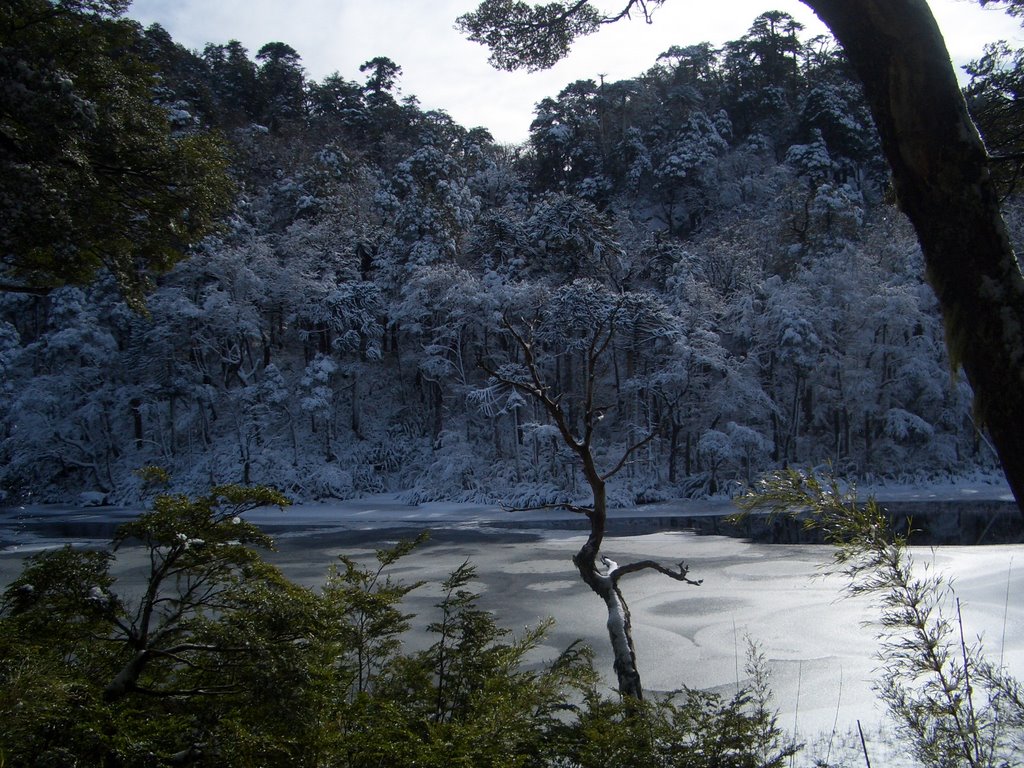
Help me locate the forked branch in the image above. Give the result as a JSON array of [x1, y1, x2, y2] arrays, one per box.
[[479, 290, 696, 700]]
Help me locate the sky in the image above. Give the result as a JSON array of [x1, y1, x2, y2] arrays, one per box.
[[125, 0, 1024, 145]]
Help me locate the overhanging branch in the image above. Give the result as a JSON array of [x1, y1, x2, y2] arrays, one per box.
[[602, 0, 661, 25]]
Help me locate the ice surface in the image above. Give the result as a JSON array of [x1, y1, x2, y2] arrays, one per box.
[[1, 490, 1021, 763]]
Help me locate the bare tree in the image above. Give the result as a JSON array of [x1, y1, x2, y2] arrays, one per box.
[[480, 281, 700, 699]]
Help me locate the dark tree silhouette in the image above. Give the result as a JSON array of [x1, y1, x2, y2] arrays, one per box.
[[480, 284, 701, 699]]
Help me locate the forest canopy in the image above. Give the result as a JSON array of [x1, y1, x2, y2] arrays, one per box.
[[0, 1, 1020, 506]]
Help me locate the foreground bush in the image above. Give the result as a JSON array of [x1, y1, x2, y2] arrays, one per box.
[[0, 484, 793, 767]]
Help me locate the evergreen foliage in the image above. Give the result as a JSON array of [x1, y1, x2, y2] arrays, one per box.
[[0, 489, 794, 767], [0, 0, 234, 303]]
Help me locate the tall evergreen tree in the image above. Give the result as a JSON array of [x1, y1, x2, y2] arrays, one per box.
[[0, 0, 234, 303]]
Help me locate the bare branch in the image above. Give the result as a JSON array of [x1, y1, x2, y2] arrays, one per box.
[[602, 0, 662, 24], [583, 306, 618, 445], [601, 423, 662, 481], [609, 559, 703, 586], [502, 315, 551, 404], [489, 315, 587, 455], [155, 643, 238, 657]]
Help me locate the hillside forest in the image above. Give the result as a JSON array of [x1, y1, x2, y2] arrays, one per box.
[[3, 1, 1022, 506]]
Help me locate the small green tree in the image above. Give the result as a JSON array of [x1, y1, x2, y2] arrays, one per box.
[[0, 484, 298, 766], [736, 469, 1024, 767], [100, 485, 291, 701], [322, 532, 428, 697], [367, 559, 598, 768], [559, 638, 797, 768]]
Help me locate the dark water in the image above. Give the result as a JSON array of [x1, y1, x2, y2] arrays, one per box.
[[493, 499, 1024, 545], [0, 507, 129, 548], [2, 499, 1021, 550]]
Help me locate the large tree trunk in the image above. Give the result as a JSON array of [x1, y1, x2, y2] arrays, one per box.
[[803, 0, 1024, 515], [104, 649, 149, 702]]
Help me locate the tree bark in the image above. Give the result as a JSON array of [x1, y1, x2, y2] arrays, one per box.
[[802, 0, 1024, 515], [104, 649, 149, 702], [570, 476, 646, 699]]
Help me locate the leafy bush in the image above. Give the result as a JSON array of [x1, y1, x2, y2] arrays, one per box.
[[0, 484, 800, 767]]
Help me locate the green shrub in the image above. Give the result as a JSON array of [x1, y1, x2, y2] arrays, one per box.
[[1, 483, 799, 767], [737, 468, 1024, 768]]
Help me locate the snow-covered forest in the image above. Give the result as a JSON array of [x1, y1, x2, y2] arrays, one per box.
[[1, 8, 1017, 504]]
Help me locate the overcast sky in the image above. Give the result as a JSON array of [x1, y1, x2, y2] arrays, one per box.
[[125, 0, 1024, 145]]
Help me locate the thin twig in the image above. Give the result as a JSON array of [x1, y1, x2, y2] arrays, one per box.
[[791, 660, 802, 768], [957, 597, 982, 764], [857, 720, 872, 768], [825, 665, 843, 766]]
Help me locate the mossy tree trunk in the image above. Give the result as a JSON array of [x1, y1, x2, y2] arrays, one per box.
[[803, 0, 1024, 515]]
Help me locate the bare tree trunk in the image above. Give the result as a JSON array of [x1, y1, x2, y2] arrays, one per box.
[[668, 416, 681, 484], [130, 397, 144, 450], [351, 374, 364, 439], [803, 0, 1024, 515], [571, 476, 700, 699], [571, 477, 645, 698]]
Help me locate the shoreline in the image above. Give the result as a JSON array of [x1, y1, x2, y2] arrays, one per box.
[[1, 480, 1020, 552]]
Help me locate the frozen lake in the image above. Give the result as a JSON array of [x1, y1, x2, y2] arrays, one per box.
[[2, 494, 1022, 765]]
